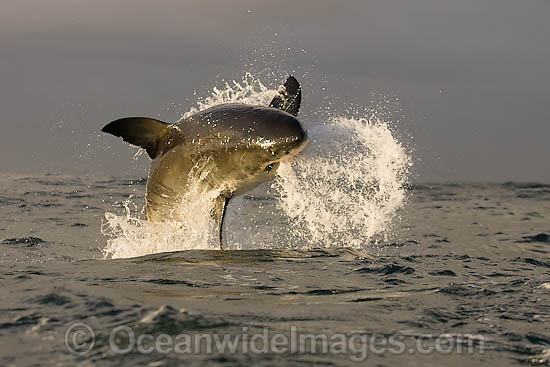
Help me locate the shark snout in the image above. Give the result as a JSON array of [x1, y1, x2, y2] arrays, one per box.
[[285, 121, 308, 156]]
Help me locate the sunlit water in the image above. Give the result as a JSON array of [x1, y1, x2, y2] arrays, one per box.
[[0, 75, 548, 366]]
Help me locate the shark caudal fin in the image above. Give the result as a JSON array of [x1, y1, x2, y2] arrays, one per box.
[[102, 117, 174, 159], [269, 75, 301, 116]]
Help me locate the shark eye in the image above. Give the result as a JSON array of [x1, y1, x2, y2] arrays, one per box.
[[264, 163, 274, 173]]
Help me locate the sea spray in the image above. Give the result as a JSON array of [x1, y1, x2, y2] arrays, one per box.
[[181, 72, 275, 119], [102, 171, 223, 258], [272, 117, 411, 248], [102, 74, 411, 258]]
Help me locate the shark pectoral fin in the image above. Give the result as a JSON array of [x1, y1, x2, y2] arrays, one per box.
[[269, 75, 301, 116], [101, 117, 173, 159], [211, 195, 230, 250]]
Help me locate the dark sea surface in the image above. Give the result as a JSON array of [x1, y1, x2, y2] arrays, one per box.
[[1, 174, 549, 366]]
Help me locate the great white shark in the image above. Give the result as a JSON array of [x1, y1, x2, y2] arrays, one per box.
[[102, 76, 308, 249]]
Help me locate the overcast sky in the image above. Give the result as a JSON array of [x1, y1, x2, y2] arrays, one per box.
[[1, 0, 549, 182]]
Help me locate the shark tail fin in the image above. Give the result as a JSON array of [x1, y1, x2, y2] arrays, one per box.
[[269, 75, 301, 116], [102, 117, 173, 159]]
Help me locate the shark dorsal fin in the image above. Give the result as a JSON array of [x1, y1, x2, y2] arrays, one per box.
[[269, 75, 301, 116]]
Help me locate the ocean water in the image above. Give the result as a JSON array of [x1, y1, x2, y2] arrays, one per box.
[[1, 76, 549, 366], [1, 176, 549, 366]]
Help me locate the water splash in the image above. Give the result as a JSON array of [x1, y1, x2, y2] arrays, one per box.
[[272, 117, 411, 249], [102, 74, 411, 258], [181, 72, 275, 119], [102, 178, 223, 259]]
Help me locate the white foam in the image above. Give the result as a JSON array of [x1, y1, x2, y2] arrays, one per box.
[[102, 183, 221, 259], [272, 116, 411, 249]]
